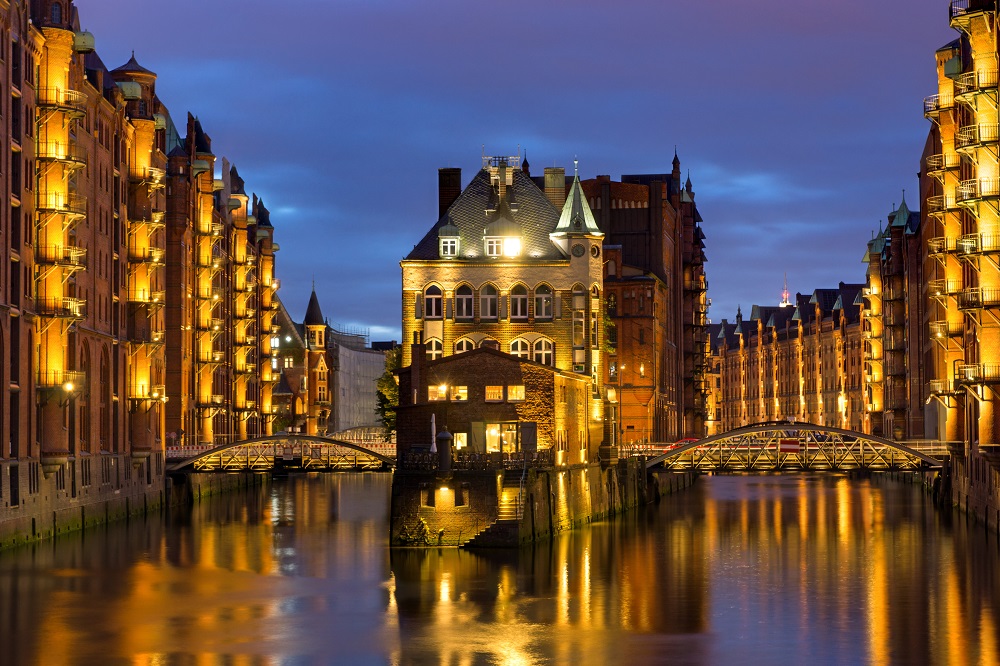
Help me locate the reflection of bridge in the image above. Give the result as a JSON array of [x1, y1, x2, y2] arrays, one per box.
[[640, 424, 947, 472], [166, 435, 395, 473]]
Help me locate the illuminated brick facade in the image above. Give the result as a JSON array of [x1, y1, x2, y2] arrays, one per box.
[[581, 155, 709, 443], [862, 199, 926, 439], [715, 283, 864, 431], [400, 155, 606, 461], [923, 0, 1000, 524], [0, 0, 282, 541]]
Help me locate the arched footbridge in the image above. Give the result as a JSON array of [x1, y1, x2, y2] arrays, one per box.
[[641, 423, 948, 472], [166, 435, 395, 473]]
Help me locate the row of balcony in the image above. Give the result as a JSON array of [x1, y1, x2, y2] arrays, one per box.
[[929, 233, 1000, 256], [37, 141, 87, 168], [129, 167, 166, 186], [128, 210, 165, 229], [956, 123, 999, 150], [37, 88, 87, 116]]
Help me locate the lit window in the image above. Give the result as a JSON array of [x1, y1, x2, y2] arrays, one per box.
[[424, 285, 442, 319], [455, 285, 474, 319], [502, 236, 521, 257], [440, 238, 458, 257], [270, 336, 280, 348], [534, 285, 553, 320], [450, 386, 468, 401], [486, 238, 502, 257], [533, 339, 553, 366], [510, 284, 528, 320], [485, 386, 503, 402], [480, 284, 498, 320], [284, 356, 293, 369], [428, 385, 447, 401], [507, 385, 525, 401], [510, 339, 530, 359], [426, 338, 443, 360], [455, 338, 475, 354], [454, 432, 468, 449]]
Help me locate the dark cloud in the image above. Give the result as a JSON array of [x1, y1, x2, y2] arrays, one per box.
[[80, 0, 950, 339]]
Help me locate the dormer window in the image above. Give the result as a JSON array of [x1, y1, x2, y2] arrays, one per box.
[[440, 238, 458, 257], [502, 236, 521, 257], [486, 238, 502, 257]]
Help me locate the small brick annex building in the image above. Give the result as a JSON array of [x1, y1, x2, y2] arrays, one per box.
[[397, 345, 593, 465]]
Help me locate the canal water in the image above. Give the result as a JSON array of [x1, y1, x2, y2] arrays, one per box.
[[1, 472, 998, 665]]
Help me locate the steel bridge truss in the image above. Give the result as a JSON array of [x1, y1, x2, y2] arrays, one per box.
[[166, 435, 394, 473], [645, 424, 944, 472]]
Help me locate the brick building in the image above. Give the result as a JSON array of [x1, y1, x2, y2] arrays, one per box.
[[714, 282, 864, 431], [0, 0, 283, 542], [397, 346, 592, 465], [581, 154, 709, 443], [921, 0, 1000, 523], [400, 154, 606, 461]]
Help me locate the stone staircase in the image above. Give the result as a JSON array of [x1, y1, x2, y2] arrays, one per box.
[[463, 470, 525, 548]]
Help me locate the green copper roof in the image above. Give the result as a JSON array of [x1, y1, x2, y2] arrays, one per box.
[[552, 169, 602, 237]]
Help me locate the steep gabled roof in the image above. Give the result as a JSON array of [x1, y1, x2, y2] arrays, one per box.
[[406, 168, 563, 261]]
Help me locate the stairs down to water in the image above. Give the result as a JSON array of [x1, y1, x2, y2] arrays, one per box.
[[463, 471, 525, 548]]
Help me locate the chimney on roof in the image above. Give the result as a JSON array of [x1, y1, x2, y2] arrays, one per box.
[[498, 159, 508, 202], [438, 168, 461, 219], [544, 167, 566, 209]]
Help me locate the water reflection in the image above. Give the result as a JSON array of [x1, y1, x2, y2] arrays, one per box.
[[0, 473, 999, 664]]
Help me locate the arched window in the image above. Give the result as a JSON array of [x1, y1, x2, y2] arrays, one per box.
[[424, 285, 442, 319], [455, 285, 474, 319], [51, 3, 61, 24], [454, 338, 475, 354], [534, 284, 553, 320], [425, 338, 443, 360], [510, 339, 530, 359], [533, 339, 553, 366], [510, 284, 528, 320], [607, 293, 617, 316], [479, 338, 499, 350], [480, 284, 498, 320]]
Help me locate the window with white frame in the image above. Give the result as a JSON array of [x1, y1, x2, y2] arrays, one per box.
[[455, 285, 474, 319], [510, 284, 528, 320], [425, 338, 443, 360], [440, 238, 458, 257], [450, 386, 468, 401], [534, 284, 553, 320], [455, 338, 475, 354], [534, 338, 553, 366], [510, 339, 529, 359], [485, 238, 502, 257], [424, 285, 442, 319], [485, 386, 503, 402], [480, 284, 498, 320]]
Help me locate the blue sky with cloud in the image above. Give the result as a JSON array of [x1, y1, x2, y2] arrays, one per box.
[[79, 0, 949, 340]]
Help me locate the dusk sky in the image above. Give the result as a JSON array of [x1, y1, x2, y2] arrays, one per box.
[[81, 0, 949, 342]]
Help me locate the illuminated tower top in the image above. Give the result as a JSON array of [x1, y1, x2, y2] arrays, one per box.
[[780, 274, 792, 307]]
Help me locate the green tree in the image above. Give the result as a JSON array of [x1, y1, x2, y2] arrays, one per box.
[[375, 346, 401, 440]]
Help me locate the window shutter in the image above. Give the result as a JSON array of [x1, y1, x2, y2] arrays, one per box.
[[500, 295, 507, 320], [415, 293, 423, 319]]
